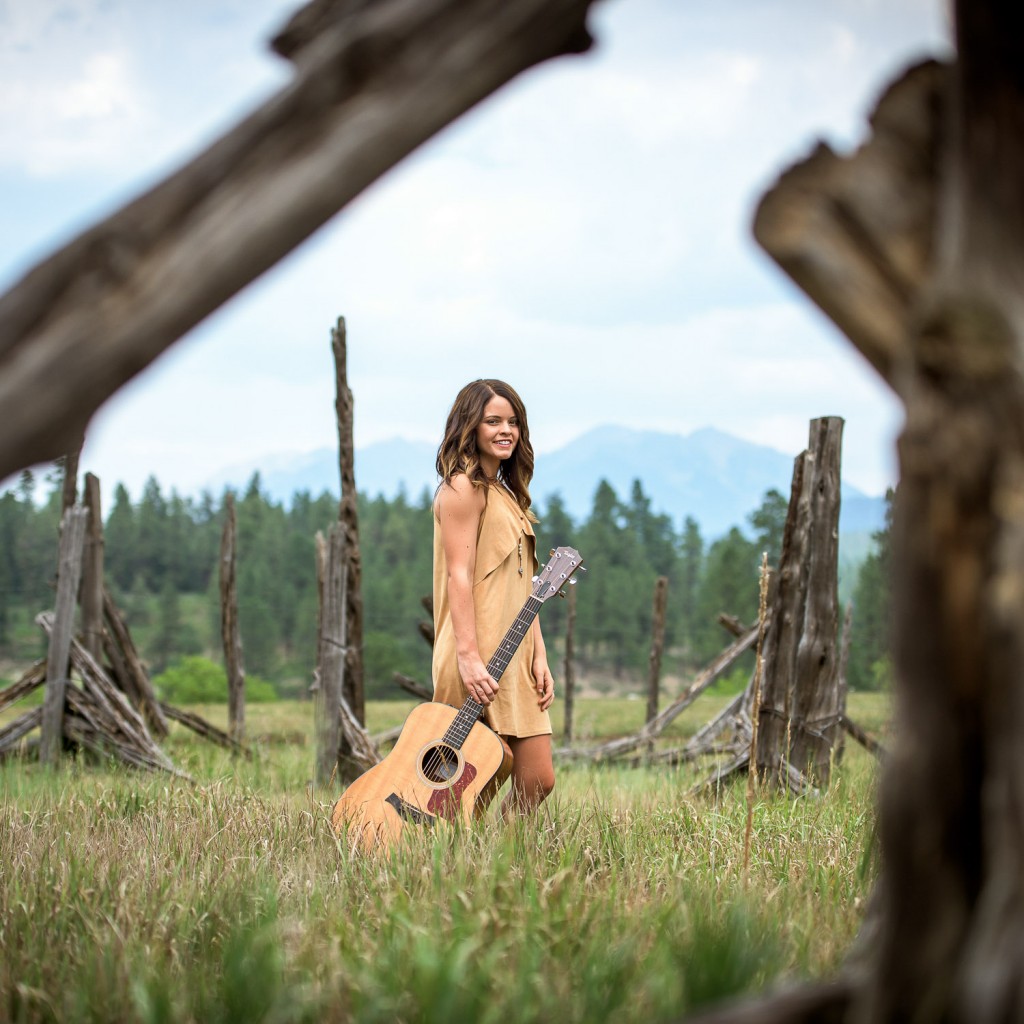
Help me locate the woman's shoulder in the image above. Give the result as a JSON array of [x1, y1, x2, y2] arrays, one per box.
[[434, 473, 486, 516]]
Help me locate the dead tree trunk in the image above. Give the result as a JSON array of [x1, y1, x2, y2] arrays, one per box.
[[755, 417, 844, 788], [332, 317, 365, 726], [60, 447, 80, 512], [80, 473, 104, 663], [315, 523, 346, 788], [691, 3, 1024, 1020], [39, 506, 87, 766], [220, 493, 245, 746]]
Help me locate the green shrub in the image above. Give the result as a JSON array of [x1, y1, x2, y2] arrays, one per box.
[[152, 656, 278, 704]]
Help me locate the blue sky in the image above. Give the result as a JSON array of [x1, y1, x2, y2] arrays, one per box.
[[0, 0, 950, 500]]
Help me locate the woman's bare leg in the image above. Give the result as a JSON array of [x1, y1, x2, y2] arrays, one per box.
[[501, 734, 555, 818]]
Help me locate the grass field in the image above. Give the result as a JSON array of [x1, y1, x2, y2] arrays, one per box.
[[0, 692, 890, 1024]]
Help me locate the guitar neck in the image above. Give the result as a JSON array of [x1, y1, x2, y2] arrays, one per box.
[[485, 595, 543, 684], [444, 594, 544, 745]]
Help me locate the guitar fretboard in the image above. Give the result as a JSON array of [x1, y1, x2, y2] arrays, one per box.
[[442, 596, 544, 749]]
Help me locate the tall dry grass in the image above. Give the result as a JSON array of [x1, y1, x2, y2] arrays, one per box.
[[0, 695, 887, 1023]]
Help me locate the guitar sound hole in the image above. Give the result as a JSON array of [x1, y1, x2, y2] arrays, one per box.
[[421, 744, 460, 783]]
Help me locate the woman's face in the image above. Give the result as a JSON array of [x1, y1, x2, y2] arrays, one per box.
[[475, 395, 519, 473]]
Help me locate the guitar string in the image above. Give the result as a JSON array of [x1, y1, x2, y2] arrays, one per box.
[[422, 597, 544, 780], [420, 549, 579, 781]]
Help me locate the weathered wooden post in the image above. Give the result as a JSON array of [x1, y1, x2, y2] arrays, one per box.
[[755, 417, 844, 788], [315, 523, 346, 787], [80, 472, 104, 662], [562, 580, 577, 744], [645, 576, 669, 727], [39, 506, 88, 766], [220, 492, 245, 746], [103, 587, 168, 738], [60, 447, 80, 512], [331, 317, 365, 727]]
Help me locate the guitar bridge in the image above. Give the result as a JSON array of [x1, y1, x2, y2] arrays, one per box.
[[385, 792, 436, 827]]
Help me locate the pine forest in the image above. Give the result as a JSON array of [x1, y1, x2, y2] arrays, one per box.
[[0, 466, 891, 703]]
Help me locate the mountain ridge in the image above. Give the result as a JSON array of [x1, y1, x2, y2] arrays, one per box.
[[206, 424, 886, 539]]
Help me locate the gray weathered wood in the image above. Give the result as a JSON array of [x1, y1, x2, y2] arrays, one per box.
[[0, 0, 596, 483], [159, 701, 251, 759], [220, 493, 246, 745], [556, 622, 761, 762], [703, 3, 1024, 1020], [392, 672, 432, 701], [60, 447, 80, 512], [331, 316, 365, 726], [752, 59, 944, 397], [80, 473, 105, 662], [102, 587, 168, 738], [36, 611, 184, 777], [315, 523, 346, 786], [755, 417, 844, 788], [39, 506, 88, 766], [0, 659, 46, 715], [0, 707, 44, 757]]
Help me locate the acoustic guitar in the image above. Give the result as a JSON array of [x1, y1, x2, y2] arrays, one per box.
[[331, 545, 583, 853]]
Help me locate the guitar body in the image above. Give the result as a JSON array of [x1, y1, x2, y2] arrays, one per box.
[[331, 701, 514, 854]]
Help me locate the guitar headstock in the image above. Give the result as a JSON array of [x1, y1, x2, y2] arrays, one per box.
[[532, 546, 584, 603]]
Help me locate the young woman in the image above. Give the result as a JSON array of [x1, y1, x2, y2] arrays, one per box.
[[432, 379, 555, 816]]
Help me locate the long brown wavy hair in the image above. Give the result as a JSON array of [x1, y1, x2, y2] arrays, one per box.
[[435, 379, 535, 515]]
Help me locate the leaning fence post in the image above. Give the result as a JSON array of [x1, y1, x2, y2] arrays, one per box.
[[315, 523, 346, 787]]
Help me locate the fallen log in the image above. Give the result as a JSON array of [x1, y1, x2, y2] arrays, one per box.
[[393, 672, 432, 701], [159, 702, 252, 759], [0, 659, 46, 715], [338, 694, 381, 775], [842, 714, 886, 759], [555, 623, 762, 762], [0, 707, 44, 757]]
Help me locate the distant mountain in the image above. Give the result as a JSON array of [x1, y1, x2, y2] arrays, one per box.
[[206, 425, 886, 539]]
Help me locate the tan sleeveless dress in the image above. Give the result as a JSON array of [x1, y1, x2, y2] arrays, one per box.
[[432, 482, 552, 738]]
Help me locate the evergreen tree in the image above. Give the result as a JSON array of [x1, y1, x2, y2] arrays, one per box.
[[135, 476, 168, 590], [105, 483, 137, 591], [152, 579, 183, 675], [575, 480, 652, 674], [677, 515, 704, 662], [847, 488, 894, 690], [692, 527, 759, 662], [748, 488, 788, 566], [234, 475, 281, 677], [535, 493, 577, 642]]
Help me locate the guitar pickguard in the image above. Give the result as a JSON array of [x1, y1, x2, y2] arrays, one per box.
[[427, 761, 477, 819]]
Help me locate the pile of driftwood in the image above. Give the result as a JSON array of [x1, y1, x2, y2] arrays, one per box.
[[0, 614, 185, 777], [0, 481, 247, 775]]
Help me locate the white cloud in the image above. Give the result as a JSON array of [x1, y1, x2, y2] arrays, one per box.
[[0, 0, 949, 504]]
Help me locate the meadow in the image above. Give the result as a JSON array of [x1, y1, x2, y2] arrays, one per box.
[[0, 693, 889, 1024]]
